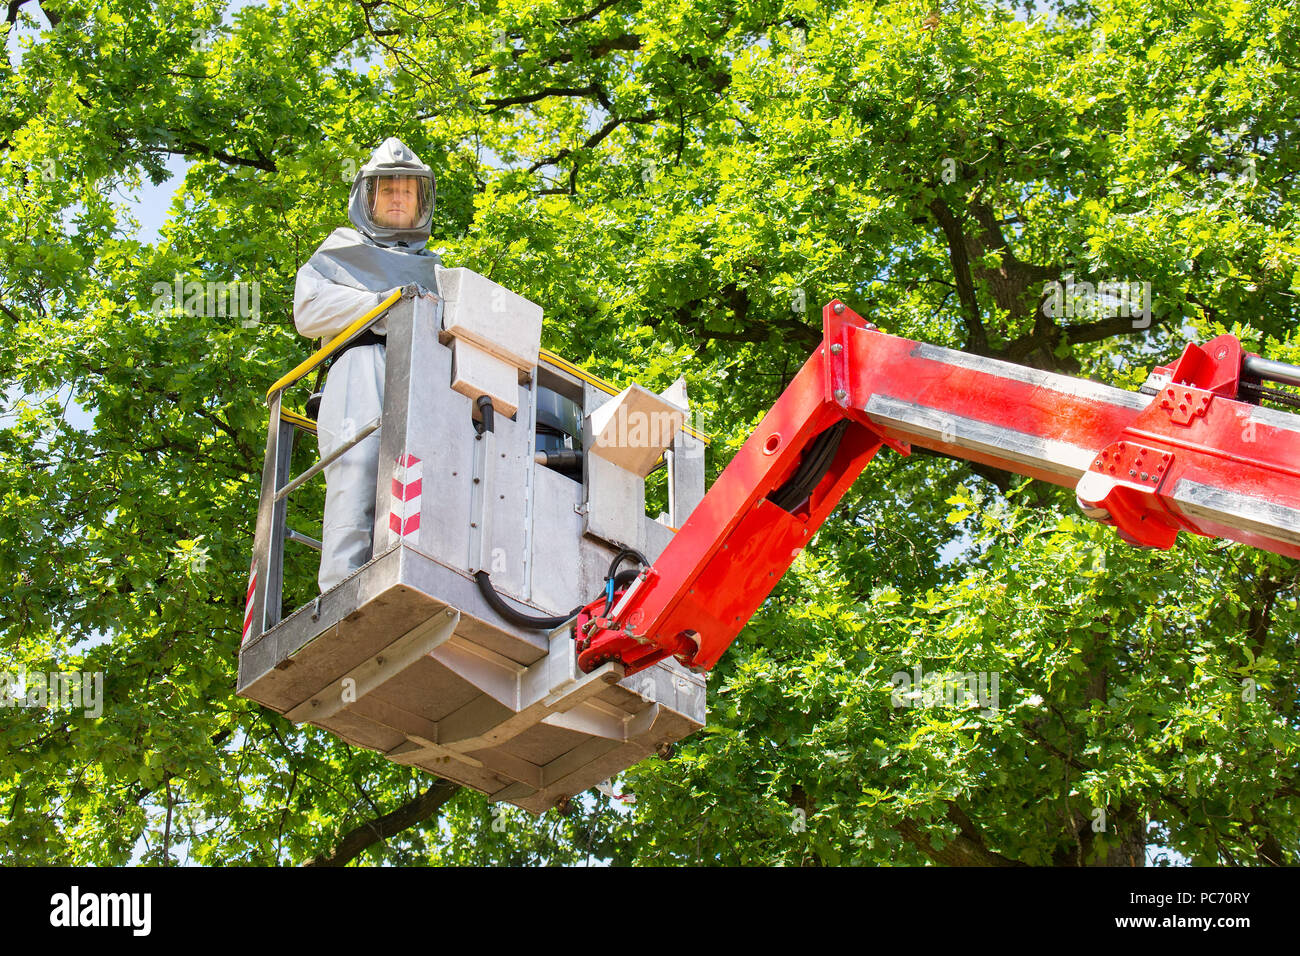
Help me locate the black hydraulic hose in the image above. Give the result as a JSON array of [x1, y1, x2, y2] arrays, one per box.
[[612, 568, 640, 589], [470, 394, 586, 629], [600, 567, 643, 615], [784, 433, 841, 506], [770, 421, 848, 512], [469, 397, 655, 632], [607, 547, 649, 582], [475, 569, 582, 630], [772, 438, 820, 510], [1239, 381, 1300, 410], [476, 393, 495, 433], [798, 423, 847, 494], [603, 547, 649, 615]]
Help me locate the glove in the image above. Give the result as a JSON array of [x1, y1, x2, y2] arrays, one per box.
[[400, 283, 436, 299]]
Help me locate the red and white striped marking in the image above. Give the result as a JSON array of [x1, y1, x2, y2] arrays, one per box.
[[389, 453, 422, 537], [241, 560, 257, 646]]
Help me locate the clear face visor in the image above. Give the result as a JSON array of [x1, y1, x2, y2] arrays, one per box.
[[364, 173, 434, 230]]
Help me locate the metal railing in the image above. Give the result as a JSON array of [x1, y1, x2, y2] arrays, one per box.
[[266, 289, 404, 399], [245, 291, 404, 644]]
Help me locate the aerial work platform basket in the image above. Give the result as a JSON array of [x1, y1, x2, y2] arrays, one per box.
[[238, 275, 708, 813]]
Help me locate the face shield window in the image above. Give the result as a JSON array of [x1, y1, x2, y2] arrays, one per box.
[[363, 174, 433, 233]]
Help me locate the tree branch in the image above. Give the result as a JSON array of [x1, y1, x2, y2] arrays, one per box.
[[556, 0, 624, 27], [1060, 313, 1155, 345], [35, 0, 58, 26], [303, 777, 461, 866], [928, 197, 987, 354], [896, 815, 1025, 866], [1253, 822, 1288, 866], [486, 84, 600, 112], [192, 406, 256, 462], [539, 32, 641, 65], [528, 111, 655, 174], [909, 444, 1017, 494], [170, 138, 277, 173]]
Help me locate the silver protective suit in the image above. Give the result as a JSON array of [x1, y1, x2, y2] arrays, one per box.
[[294, 138, 441, 592]]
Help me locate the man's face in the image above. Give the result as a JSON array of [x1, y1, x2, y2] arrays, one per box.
[[372, 176, 421, 229]]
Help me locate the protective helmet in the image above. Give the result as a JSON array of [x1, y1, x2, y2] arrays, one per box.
[[347, 137, 435, 246]]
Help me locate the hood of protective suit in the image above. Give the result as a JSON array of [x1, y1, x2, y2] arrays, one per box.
[[301, 138, 442, 299], [347, 137, 436, 248]]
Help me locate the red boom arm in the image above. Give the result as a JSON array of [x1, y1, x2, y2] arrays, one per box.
[[575, 302, 1300, 676]]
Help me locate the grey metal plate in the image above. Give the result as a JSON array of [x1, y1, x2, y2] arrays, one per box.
[[1172, 478, 1300, 547], [864, 393, 1097, 481], [909, 342, 1152, 411]]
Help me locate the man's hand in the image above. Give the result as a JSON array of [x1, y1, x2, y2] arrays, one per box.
[[400, 283, 436, 299]]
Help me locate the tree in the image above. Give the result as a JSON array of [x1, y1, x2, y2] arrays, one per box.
[[1, 0, 1296, 865]]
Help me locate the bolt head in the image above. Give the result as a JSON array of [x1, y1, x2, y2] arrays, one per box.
[[834, 388, 847, 401], [833, 302, 845, 314], [830, 343, 843, 355]]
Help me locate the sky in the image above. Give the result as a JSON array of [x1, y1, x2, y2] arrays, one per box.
[[5, 1, 263, 247]]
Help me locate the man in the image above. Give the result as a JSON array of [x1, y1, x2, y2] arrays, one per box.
[[294, 137, 440, 592]]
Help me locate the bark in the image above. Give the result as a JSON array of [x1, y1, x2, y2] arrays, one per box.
[[1253, 828, 1287, 866], [303, 778, 461, 866], [1052, 802, 1147, 866], [895, 802, 1027, 866], [927, 197, 989, 355]]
